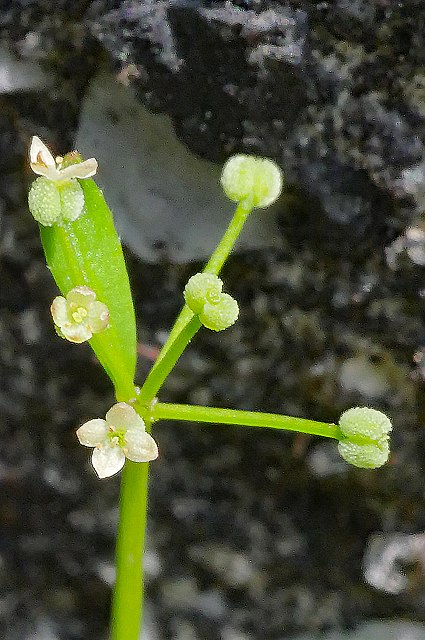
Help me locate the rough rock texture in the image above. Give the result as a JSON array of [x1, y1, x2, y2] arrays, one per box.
[[1, 1, 425, 640]]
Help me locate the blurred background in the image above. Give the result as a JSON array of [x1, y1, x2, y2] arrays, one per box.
[[1, 1, 425, 639]]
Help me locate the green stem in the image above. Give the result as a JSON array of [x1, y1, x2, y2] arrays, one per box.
[[137, 316, 201, 405], [153, 306, 194, 366], [111, 461, 149, 640], [154, 201, 252, 366], [111, 319, 201, 640], [111, 202, 253, 640], [152, 402, 343, 440], [203, 201, 251, 275]]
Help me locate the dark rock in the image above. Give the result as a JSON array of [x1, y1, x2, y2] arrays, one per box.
[[2, 1, 425, 640]]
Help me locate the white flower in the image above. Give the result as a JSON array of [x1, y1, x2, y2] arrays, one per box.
[[51, 286, 109, 343], [30, 136, 97, 181], [77, 403, 159, 479]]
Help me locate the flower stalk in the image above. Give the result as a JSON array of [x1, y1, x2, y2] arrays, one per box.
[[151, 402, 342, 439]]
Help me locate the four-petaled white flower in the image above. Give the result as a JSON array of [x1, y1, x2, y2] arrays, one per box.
[[77, 402, 159, 478], [51, 286, 109, 343], [30, 136, 97, 181]]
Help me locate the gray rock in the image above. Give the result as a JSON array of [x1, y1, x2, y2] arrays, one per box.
[[0, 46, 50, 94], [76, 71, 282, 263]]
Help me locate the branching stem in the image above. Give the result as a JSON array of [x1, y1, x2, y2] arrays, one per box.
[[152, 402, 342, 440]]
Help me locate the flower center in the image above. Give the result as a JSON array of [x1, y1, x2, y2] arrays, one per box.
[[71, 306, 88, 323], [108, 426, 126, 447]]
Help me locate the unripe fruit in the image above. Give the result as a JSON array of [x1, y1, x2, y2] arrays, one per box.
[[221, 154, 283, 209], [28, 176, 85, 226], [199, 293, 239, 332], [28, 177, 61, 226], [184, 273, 223, 314], [337, 407, 392, 469], [184, 272, 239, 332]]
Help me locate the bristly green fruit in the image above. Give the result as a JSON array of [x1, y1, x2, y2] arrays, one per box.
[[199, 293, 239, 332], [184, 273, 223, 314], [184, 272, 239, 331], [28, 177, 61, 226], [58, 180, 85, 223], [221, 154, 283, 209], [338, 406, 392, 469], [28, 176, 85, 226]]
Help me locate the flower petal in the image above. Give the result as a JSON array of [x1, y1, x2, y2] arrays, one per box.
[[87, 301, 109, 333], [58, 158, 98, 181], [50, 296, 69, 327], [30, 136, 56, 169], [124, 428, 158, 462], [76, 418, 108, 447], [106, 402, 145, 431], [61, 322, 92, 343], [92, 445, 125, 478], [67, 285, 96, 307]]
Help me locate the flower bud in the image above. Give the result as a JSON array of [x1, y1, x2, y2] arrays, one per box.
[[221, 154, 283, 209], [337, 407, 392, 469]]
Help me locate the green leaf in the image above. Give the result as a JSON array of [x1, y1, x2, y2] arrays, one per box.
[[40, 178, 136, 400]]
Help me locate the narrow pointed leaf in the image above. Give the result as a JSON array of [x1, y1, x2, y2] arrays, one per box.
[[39, 178, 136, 400]]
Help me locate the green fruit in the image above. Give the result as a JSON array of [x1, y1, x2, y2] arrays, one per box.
[[199, 293, 239, 332], [220, 154, 283, 209], [28, 177, 61, 226], [184, 273, 223, 314], [338, 407, 392, 469]]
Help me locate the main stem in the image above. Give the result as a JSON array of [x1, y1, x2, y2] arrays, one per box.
[[111, 461, 149, 640], [111, 202, 252, 640], [111, 320, 202, 640]]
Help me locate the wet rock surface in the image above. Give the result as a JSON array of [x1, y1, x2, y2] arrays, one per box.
[[1, 1, 425, 639]]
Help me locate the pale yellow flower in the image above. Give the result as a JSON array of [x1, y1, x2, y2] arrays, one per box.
[[51, 286, 109, 343]]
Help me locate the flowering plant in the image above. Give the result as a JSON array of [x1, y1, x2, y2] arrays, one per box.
[[28, 138, 392, 639]]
